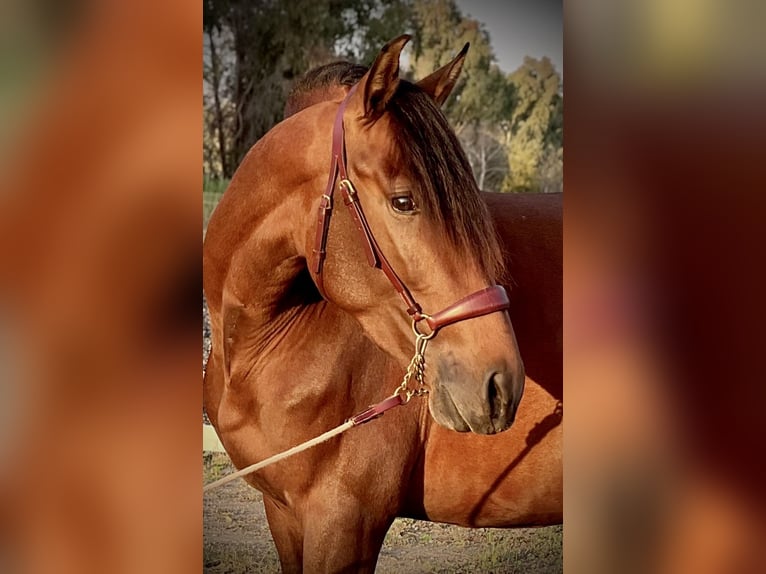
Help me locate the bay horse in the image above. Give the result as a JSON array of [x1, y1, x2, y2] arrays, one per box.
[[203, 35, 562, 573], [284, 60, 563, 401]]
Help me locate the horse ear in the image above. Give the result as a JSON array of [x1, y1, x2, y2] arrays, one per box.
[[360, 34, 411, 117], [417, 43, 469, 106]]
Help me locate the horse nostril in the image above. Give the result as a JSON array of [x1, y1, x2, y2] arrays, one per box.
[[486, 371, 508, 422]]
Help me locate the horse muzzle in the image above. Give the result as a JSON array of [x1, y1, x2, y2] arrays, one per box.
[[429, 357, 525, 435]]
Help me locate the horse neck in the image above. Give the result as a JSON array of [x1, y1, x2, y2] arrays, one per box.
[[204, 116, 336, 380]]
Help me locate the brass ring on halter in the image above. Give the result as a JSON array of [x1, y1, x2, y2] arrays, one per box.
[[412, 314, 436, 340]]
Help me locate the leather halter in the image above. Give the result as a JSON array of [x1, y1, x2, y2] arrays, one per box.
[[311, 85, 510, 336]]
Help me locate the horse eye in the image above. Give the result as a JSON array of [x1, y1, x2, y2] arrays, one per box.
[[391, 195, 417, 213]]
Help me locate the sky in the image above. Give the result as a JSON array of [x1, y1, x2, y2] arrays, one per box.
[[454, 0, 563, 74]]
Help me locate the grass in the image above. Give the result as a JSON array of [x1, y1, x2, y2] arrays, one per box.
[[478, 529, 504, 572], [476, 526, 564, 574], [203, 454, 562, 573], [203, 177, 228, 230], [203, 452, 234, 481]]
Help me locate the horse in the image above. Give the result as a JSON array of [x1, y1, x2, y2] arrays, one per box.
[[284, 60, 563, 401], [203, 35, 562, 573]]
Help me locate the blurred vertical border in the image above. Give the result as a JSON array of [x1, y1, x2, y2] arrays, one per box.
[[0, 0, 202, 572], [565, 0, 766, 572]]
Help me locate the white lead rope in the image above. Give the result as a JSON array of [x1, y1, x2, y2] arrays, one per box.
[[203, 419, 355, 493], [203, 335, 430, 494]]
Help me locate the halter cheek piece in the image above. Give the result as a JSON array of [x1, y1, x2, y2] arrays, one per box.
[[311, 84, 509, 337]]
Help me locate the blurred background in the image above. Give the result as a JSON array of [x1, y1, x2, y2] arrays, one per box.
[[565, 0, 766, 571], [2, 0, 766, 572], [0, 0, 202, 572], [202, 0, 564, 229]]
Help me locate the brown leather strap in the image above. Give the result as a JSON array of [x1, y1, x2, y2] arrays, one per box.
[[339, 180, 422, 316], [425, 285, 510, 332], [349, 395, 404, 425], [311, 191, 333, 297], [312, 86, 421, 316], [339, 180, 379, 267], [312, 86, 358, 297], [311, 84, 509, 333]]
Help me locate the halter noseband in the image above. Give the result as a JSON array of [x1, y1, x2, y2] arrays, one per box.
[[311, 85, 510, 336]]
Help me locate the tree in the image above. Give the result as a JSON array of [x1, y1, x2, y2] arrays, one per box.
[[460, 123, 509, 190], [203, 0, 413, 178], [503, 56, 563, 192], [408, 0, 513, 134], [406, 0, 517, 190], [339, 0, 413, 65], [203, 26, 234, 179], [201, 0, 564, 193]]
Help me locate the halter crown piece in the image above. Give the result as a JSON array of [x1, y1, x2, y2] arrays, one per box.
[[311, 84, 510, 337]]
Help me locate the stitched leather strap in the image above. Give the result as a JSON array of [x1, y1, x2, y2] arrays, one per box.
[[349, 395, 404, 425], [339, 180, 422, 316], [311, 84, 509, 333], [312, 86, 358, 297], [425, 285, 510, 332], [312, 86, 422, 316]]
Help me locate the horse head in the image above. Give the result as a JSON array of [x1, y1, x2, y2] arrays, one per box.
[[300, 35, 525, 435]]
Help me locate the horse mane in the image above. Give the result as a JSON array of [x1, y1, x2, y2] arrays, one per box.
[[386, 81, 504, 280], [286, 62, 505, 281], [284, 61, 367, 118]]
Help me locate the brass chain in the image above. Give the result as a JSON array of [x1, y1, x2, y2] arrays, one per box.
[[392, 333, 431, 403]]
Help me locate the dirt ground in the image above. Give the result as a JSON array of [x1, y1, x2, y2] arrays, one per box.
[[203, 453, 562, 574]]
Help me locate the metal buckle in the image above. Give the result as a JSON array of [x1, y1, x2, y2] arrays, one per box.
[[339, 179, 357, 200], [412, 314, 436, 340]]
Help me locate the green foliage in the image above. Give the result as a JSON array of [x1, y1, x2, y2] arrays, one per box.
[[203, 0, 410, 178], [203, 452, 235, 481], [343, 0, 414, 65], [409, 0, 514, 132], [202, 0, 563, 194], [406, 1, 561, 193], [502, 56, 563, 192]]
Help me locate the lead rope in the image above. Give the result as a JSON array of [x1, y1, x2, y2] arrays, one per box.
[[203, 331, 432, 493]]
